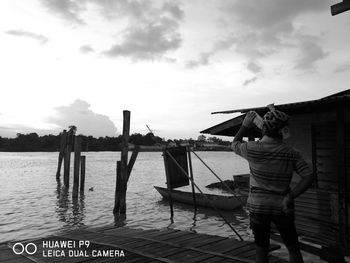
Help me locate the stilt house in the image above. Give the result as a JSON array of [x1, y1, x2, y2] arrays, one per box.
[[201, 89, 350, 261]]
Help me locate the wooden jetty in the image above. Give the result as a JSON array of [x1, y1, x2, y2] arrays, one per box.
[[1, 226, 287, 263]]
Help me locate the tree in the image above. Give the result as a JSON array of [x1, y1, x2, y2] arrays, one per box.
[[197, 135, 206, 142]]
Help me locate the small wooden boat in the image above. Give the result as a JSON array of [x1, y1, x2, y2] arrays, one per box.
[[154, 186, 247, 210]]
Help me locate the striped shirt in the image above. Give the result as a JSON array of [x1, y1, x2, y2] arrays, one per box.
[[232, 140, 311, 215]]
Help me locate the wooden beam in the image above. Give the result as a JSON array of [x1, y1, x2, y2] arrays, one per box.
[[127, 146, 139, 181], [331, 1, 350, 16]]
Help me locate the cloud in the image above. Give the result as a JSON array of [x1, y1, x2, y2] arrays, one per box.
[[103, 18, 182, 60], [243, 76, 259, 87], [222, 0, 327, 31], [47, 99, 117, 137], [79, 45, 94, 54], [102, 2, 184, 60], [39, 0, 85, 25], [37, 0, 184, 60], [334, 62, 350, 73], [247, 60, 262, 74], [190, 0, 328, 72], [294, 35, 328, 70], [85, 0, 151, 20], [5, 30, 49, 44], [185, 52, 212, 68]]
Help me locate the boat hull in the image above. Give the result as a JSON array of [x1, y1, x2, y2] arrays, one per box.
[[154, 186, 247, 210]]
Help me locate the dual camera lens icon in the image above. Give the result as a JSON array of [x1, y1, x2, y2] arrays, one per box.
[[12, 242, 37, 255]]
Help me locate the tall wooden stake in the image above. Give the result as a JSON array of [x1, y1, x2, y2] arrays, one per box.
[[73, 136, 81, 198], [80, 156, 86, 193], [114, 146, 139, 214], [114, 110, 130, 214], [56, 130, 67, 179], [114, 161, 122, 214], [64, 132, 73, 188]]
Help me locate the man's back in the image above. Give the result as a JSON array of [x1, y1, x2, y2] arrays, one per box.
[[232, 139, 311, 215]]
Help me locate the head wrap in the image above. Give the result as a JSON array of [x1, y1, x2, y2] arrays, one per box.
[[263, 110, 289, 133]]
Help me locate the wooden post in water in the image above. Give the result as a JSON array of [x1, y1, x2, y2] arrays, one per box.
[[73, 136, 81, 198], [56, 130, 67, 180], [63, 126, 76, 188], [80, 156, 86, 193], [113, 161, 122, 214], [163, 150, 174, 218], [64, 136, 72, 188], [114, 111, 130, 214], [114, 146, 139, 214], [127, 146, 140, 181]]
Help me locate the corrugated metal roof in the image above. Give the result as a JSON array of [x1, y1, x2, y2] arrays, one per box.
[[211, 91, 350, 115]]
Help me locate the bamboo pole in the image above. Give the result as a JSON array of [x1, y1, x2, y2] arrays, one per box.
[[56, 130, 67, 179], [80, 156, 86, 193], [187, 147, 197, 212], [73, 136, 81, 198]]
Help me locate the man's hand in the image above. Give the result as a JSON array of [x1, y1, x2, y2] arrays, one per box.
[[281, 194, 294, 214], [242, 111, 256, 128]]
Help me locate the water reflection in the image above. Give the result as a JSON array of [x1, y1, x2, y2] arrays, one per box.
[[156, 199, 250, 239], [55, 179, 85, 227], [189, 210, 197, 233]]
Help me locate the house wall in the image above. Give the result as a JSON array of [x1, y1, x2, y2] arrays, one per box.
[[286, 112, 313, 162], [286, 109, 339, 187], [285, 112, 314, 185]]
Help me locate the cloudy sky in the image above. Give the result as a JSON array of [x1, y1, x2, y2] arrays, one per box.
[[0, 0, 349, 139]]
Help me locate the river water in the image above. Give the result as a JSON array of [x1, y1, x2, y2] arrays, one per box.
[[0, 151, 251, 243]]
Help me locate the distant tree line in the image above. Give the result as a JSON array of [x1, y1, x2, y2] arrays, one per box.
[[0, 133, 231, 152]]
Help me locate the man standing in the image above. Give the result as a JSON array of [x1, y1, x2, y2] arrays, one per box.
[[232, 110, 314, 263]]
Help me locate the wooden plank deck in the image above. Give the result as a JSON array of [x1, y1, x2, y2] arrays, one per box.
[[1, 226, 287, 263]]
